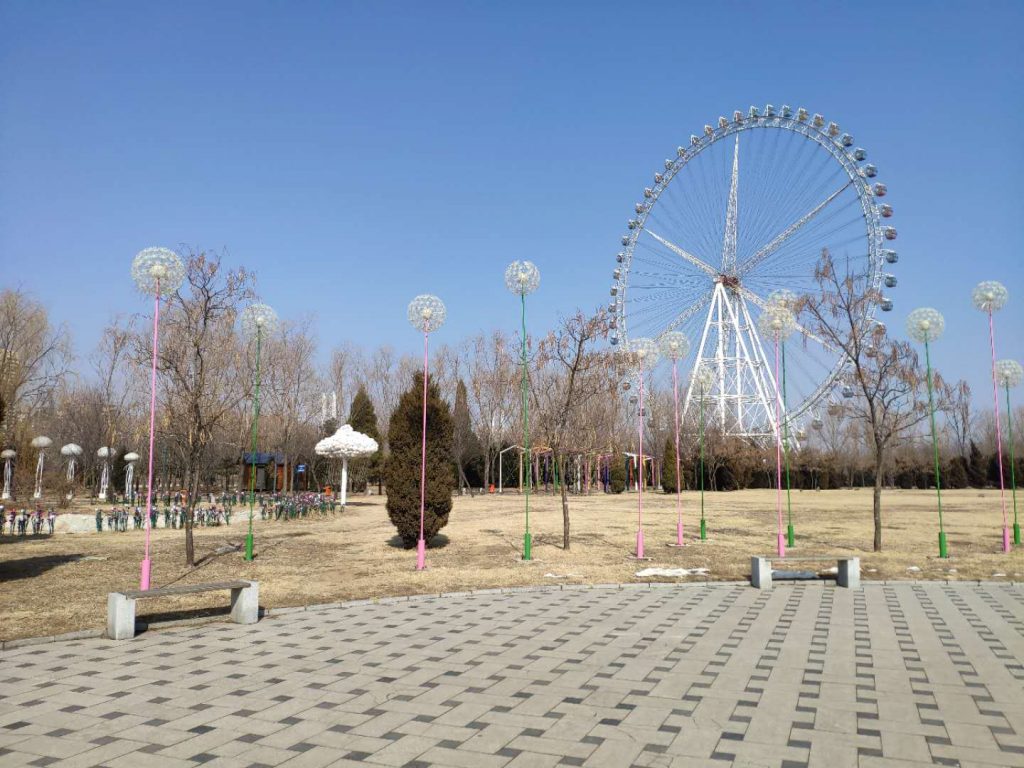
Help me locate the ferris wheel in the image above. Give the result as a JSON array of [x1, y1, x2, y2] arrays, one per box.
[[610, 105, 896, 442]]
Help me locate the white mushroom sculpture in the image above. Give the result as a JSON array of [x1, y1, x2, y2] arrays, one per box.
[[123, 452, 140, 504], [61, 443, 83, 499], [1, 448, 15, 500], [31, 436, 52, 499], [97, 447, 115, 501], [314, 425, 379, 507]]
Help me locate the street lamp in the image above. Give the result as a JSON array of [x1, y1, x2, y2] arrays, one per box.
[[31, 436, 51, 500], [240, 302, 279, 561], [907, 307, 948, 558], [61, 443, 83, 499], [1, 449, 15, 500], [972, 281, 1011, 553], [758, 304, 796, 557], [768, 289, 799, 547], [132, 246, 185, 590], [623, 337, 658, 559], [659, 331, 690, 546], [996, 359, 1022, 546], [97, 447, 114, 501], [692, 365, 714, 540], [408, 294, 447, 571], [504, 261, 540, 560]]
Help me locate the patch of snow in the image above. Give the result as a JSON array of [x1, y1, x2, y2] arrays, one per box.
[[824, 566, 838, 575], [543, 573, 582, 579], [906, 566, 921, 572], [992, 573, 1006, 578], [635, 567, 709, 578]]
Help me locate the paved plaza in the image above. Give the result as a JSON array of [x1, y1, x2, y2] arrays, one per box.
[[1, 582, 1023, 767]]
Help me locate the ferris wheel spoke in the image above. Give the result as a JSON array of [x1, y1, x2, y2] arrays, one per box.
[[736, 180, 853, 278], [660, 292, 713, 335], [643, 230, 718, 278], [737, 286, 833, 351]]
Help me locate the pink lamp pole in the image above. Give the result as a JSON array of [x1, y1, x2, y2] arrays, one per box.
[[408, 294, 446, 571], [131, 247, 185, 590], [758, 305, 795, 558], [973, 281, 1011, 553], [625, 338, 659, 559], [660, 332, 690, 546]]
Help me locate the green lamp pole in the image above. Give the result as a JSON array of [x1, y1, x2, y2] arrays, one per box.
[[694, 366, 713, 541], [506, 261, 540, 561], [240, 303, 278, 562], [767, 290, 799, 547], [996, 359, 1022, 545], [908, 307, 947, 558]]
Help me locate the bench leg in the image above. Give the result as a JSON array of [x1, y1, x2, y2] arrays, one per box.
[[837, 557, 860, 589], [230, 581, 259, 624], [751, 557, 772, 590], [107, 593, 136, 640]]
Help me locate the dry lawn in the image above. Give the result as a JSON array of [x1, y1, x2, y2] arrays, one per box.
[[1, 488, 1022, 641]]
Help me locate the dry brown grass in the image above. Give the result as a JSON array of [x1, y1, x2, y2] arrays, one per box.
[[1, 488, 1021, 641]]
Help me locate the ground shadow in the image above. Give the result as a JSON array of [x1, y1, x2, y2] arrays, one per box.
[[0, 554, 85, 582], [386, 533, 451, 550]]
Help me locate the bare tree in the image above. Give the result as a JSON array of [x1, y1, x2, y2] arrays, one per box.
[[532, 309, 612, 549], [0, 288, 73, 441], [153, 251, 255, 565], [798, 250, 935, 551]]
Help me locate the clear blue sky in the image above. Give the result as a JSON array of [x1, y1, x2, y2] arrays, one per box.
[[1, 1, 1021, 405]]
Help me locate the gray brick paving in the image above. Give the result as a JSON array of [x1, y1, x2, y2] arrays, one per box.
[[1, 583, 1022, 767]]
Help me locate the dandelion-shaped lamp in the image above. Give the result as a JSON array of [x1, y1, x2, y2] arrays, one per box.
[[660, 332, 690, 546], [1, 449, 15, 500], [123, 452, 140, 505], [132, 246, 185, 590], [758, 305, 796, 557], [907, 307, 948, 558], [769, 290, 800, 547], [31, 436, 52, 499], [996, 359, 1023, 546], [97, 447, 113, 501], [240, 303, 279, 562], [623, 338, 659, 559], [408, 294, 447, 571], [692, 365, 715, 540], [61, 443, 83, 499], [972, 281, 1011, 552], [504, 261, 541, 560]]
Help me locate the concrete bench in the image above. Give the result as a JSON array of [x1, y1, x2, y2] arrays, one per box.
[[751, 556, 859, 590], [107, 580, 259, 640]]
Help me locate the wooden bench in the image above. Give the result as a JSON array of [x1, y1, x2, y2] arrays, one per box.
[[107, 580, 259, 640], [751, 556, 859, 590]]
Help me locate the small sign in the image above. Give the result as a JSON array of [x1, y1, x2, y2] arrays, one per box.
[[296, 464, 307, 474]]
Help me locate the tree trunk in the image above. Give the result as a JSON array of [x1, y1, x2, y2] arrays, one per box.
[[559, 452, 570, 550], [184, 466, 200, 566], [872, 448, 884, 552]]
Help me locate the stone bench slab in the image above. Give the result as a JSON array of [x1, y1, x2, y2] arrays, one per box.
[[107, 580, 258, 640]]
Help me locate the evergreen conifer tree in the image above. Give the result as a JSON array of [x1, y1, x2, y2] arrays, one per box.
[[662, 437, 677, 494], [608, 454, 626, 494], [384, 371, 455, 547], [348, 386, 381, 492]]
